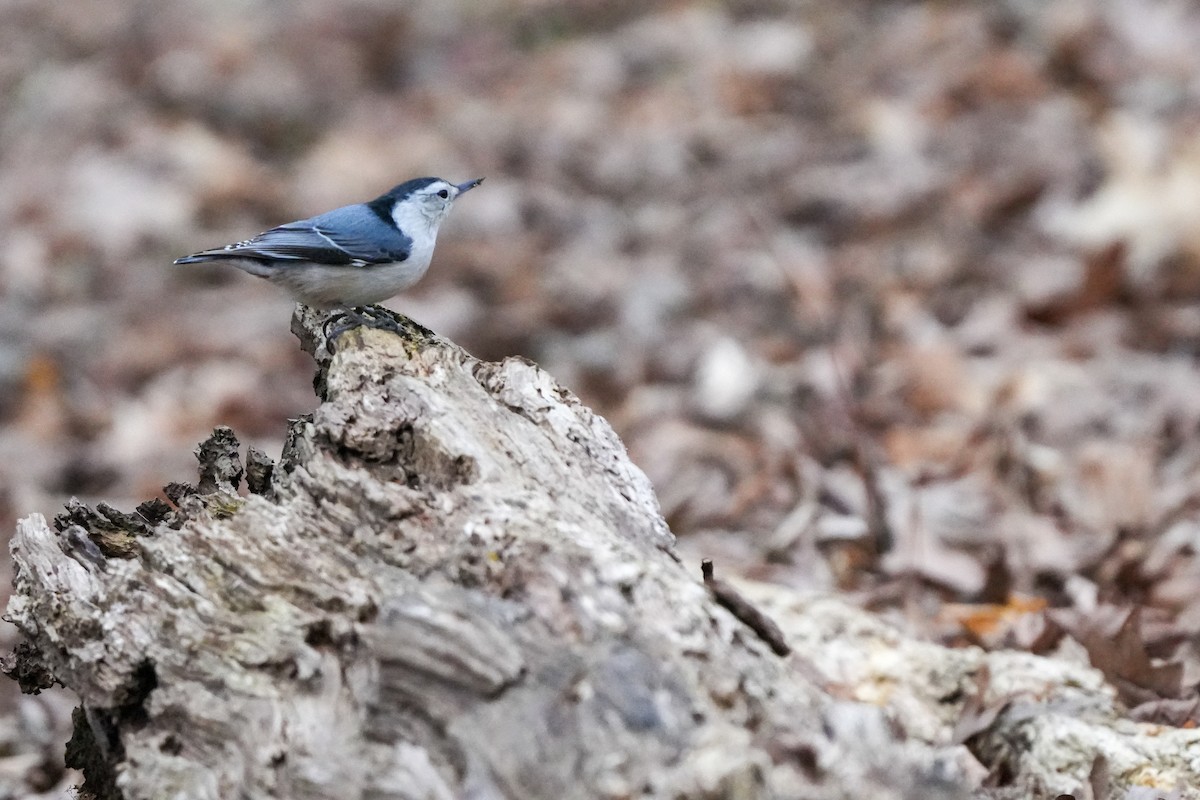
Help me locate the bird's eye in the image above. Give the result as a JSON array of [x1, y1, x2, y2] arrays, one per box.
[[437, 189, 449, 199]]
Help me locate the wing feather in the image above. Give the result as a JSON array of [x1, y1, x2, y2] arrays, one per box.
[[176, 214, 412, 267]]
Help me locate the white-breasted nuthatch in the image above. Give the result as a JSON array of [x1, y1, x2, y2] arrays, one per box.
[[175, 176, 483, 334]]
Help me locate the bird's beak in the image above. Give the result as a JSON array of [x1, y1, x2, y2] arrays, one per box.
[[455, 178, 484, 195]]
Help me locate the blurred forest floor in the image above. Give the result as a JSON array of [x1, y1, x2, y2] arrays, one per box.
[[5, 0, 1200, 795]]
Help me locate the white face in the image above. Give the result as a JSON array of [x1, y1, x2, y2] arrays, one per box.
[[391, 180, 458, 236], [414, 180, 460, 221], [390, 178, 481, 239]]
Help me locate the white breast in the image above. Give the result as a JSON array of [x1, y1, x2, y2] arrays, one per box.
[[392, 199, 443, 261]]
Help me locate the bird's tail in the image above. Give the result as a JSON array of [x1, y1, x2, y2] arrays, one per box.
[[174, 252, 274, 278]]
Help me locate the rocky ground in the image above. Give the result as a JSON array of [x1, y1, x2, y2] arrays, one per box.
[[4, 0, 1200, 797]]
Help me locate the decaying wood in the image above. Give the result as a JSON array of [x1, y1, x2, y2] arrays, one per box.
[[0, 309, 1076, 799]]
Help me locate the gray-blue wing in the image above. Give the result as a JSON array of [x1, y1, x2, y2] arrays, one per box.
[[176, 207, 412, 266]]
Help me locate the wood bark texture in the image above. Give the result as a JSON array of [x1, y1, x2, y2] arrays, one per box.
[[5, 310, 975, 800]]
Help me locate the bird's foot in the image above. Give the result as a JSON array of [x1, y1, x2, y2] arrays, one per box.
[[322, 306, 404, 351], [355, 305, 405, 331]]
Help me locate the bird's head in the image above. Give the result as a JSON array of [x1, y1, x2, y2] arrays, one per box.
[[382, 177, 483, 233]]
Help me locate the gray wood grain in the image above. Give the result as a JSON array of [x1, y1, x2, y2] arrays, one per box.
[[6, 309, 972, 800]]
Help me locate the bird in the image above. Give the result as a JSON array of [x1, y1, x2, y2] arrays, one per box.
[[175, 176, 483, 338]]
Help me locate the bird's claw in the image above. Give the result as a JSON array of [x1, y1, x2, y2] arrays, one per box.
[[322, 306, 403, 352]]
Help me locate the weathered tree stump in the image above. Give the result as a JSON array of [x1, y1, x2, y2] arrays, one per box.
[[4, 309, 980, 800]]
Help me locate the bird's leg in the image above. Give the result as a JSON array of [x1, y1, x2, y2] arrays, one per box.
[[322, 306, 403, 351], [355, 305, 404, 332], [322, 308, 362, 343], [362, 305, 436, 338], [322, 307, 369, 349]]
